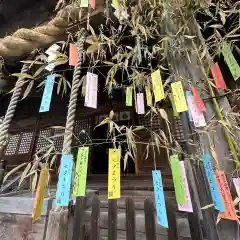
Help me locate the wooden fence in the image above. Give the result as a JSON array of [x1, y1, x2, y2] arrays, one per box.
[[46, 194, 183, 240]]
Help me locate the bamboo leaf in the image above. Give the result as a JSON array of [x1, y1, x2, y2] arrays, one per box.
[[22, 80, 34, 99], [201, 203, 214, 210], [31, 171, 38, 192], [18, 162, 32, 187], [2, 162, 28, 183], [12, 73, 34, 79]]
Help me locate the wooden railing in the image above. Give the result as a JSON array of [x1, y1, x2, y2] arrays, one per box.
[[46, 194, 184, 240]]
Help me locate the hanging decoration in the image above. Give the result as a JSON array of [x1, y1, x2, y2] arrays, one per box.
[[186, 91, 206, 128], [171, 81, 188, 113], [233, 178, 240, 197], [186, 91, 193, 122], [178, 161, 193, 212], [90, 0, 95, 9], [152, 170, 168, 228], [221, 43, 240, 81], [108, 149, 121, 199], [210, 63, 227, 90], [39, 75, 55, 113], [32, 165, 49, 221], [170, 154, 186, 204], [203, 153, 225, 211], [80, 0, 89, 7], [56, 154, 73, 206], [84, 72, 98, 109], [136, 93, 145, 114], [170, 94, 179, 118], [73, 147, 89, 196], [191, 87, 206, 112], [45, 43, 61, 72], [215, 170, 239, 222], [145, 86, 152, 106], [151, 69, 164, 102], [69, 44, 78, 66], [126, 86, 133, 106]]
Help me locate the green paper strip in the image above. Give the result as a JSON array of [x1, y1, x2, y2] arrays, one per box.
[[126, 86, 133, 106], [170, 154, 186, 204], [73, 147, 89, 196], [222, 43, 240, 81]]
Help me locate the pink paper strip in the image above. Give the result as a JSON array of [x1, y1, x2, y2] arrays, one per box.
[[90, 0, 95, 9], [233, 178, 240, 198], [178, 161, 193, 212], [137, 93, 145, 115], [84, 72, 98, 109], [186, 94, 206, 128]]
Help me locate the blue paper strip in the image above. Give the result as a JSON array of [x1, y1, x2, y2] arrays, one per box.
[[39, 75, 55, 112], [152, 170, 168, 228], [56, 154, 73, 206], [203, 153, 225, 211], [186, 91, 193, 122]]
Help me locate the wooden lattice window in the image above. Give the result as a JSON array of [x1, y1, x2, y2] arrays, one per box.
[[5, 134, 20, 155], [138, 114, 162, 132], [18, 132, 33, 154], [74, 118, 91, 144], [52, 128, 64, 152], [36, 129, 52, 152]]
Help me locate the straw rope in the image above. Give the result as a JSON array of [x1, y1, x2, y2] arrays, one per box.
[[0, 6, 89, 57]]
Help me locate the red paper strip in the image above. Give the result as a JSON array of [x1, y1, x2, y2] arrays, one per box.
[[191, 87, 206, 112], [211, 63, 227, 90], [90, 0, 95, 9], [69, 44, 78, 66], [215, 170, 239, 222]]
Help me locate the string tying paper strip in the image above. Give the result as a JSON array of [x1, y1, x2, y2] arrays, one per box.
[[85, 72, 98, 109], [152, 170, 168, 228], [108, 149, 121, 199], [186, 91, 206, 128], [73, 147, 89, 196], [56, 155, 73, 206], [39, 75, 55, 113], [178, 161, 193, 212], [203, 153, 225, 211], [215, 171, 239, 223]]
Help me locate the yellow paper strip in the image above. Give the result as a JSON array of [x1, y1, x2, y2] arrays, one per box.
[[170, 94, 179, 117], [112, 0, 119, 9], [32, 166, 49, 221], [171, 81, 188, 113], [151, 69, 164, 102], [108, 149, 121, 199], [126, 86, 133, 106], [80, 0, 89, 7], [145, 86, 152, 106]]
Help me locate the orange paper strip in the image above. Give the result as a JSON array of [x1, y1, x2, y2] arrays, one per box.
[[69, 44, 78, 66], [211, 63, 227, 90], [215, 170, 239, 222]]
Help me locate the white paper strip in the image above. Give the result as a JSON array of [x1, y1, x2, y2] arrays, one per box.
[[137, 93, 145, 115], [45, 44, 60, 55], [178, 161, 193, 212], [84, 72, 98, 109], [233, 178, 240, 197], [186, 94, 206, 128]]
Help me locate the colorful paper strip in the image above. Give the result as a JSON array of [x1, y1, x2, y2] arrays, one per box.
[[151, 69, 164, 102], [145, 86, 152, 106], [215, 170, 238, 222], [152, 170, 168, 228], [171, 81, 188, 113], [233, 178, 240, 198], [136, 93, 145, 115], [39, 75, 55, 113], [203, 153, 225, 211], [108, 149, 121, 199], [191, 87, 206, 112], [32, 166, 49, 221], [80, 0, 89, 7], [126, 86, 133, 106], [170, 154, 186, 204], [69, 44, 78, 66], [90, 0, 95, 9], [178, 161, 193, 212], [56, 155, 73, 206], [73, 147, 89, 196], [84, 72, 98, 109], [222, 43, 240, 81], [211, 63, 227, 89], [186, 91, 206, 128], [186, 91, 193, 122]]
